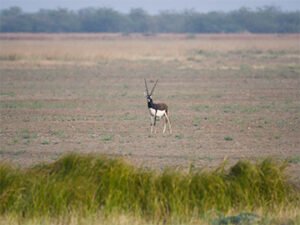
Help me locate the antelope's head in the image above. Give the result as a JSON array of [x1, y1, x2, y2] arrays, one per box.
[[144, 79, 158, 103]]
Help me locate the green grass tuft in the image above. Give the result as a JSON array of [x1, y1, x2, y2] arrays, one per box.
[[224, 136, 233, 141], [286, 156, 300, 164], [0, 154, 299, 222]]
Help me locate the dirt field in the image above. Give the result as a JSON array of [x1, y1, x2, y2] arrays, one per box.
[[0, 34, 299, 181]]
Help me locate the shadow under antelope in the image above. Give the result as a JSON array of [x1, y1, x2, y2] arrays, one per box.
[[144, 79, 172, 134]]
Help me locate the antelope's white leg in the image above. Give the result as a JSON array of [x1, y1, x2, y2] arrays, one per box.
[[165, 113, 172, 134], [163, 122, 167, 133], [163, 115, 167, 134]]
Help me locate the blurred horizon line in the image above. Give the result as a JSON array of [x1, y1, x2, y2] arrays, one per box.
[[1, 4, 299, 14]]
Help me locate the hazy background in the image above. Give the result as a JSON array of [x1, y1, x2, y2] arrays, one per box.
[[1, 0, 300, 13]]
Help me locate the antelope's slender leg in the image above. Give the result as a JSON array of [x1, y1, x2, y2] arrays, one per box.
[[165, 113, 172, 134], [163, 116, 167, 134]]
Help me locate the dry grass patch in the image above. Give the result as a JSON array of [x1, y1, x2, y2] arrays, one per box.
[[0, 34, 299, 66]]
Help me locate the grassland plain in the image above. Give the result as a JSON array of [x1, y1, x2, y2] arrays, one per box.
[[0, 154, 299, 224], [0, 34, 300, 224]]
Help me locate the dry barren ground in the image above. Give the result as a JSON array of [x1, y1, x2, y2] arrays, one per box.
[[0, 34, 299, 182]]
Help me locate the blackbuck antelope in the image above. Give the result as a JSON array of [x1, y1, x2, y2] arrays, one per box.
[[144, 79, 172, 134]]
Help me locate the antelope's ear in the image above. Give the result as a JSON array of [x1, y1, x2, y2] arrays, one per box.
[[144, 91, 147, 97]]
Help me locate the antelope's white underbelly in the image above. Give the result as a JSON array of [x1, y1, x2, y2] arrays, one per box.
[[149, 108, 166, 118]]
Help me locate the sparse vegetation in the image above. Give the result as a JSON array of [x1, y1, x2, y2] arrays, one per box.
[[100, 134, 113, 142], [192, 116, 201, 127], [175, 134, 184, 139], [0, 100, 78, 110], [0, 92, 15, 97], [19, 129, 37, 142], [50, 130, 65, 138], [41, 139, 50, 145], [224, 136, 234, 141], [287, 156, 300, 164], [192, 104, 210, 112], [21, 129, 31, 139], [0, 154, 299, 224]]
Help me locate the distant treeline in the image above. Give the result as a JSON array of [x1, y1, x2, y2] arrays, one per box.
[[1, 6, 299, 33]]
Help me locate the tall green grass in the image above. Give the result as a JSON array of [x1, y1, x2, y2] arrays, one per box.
[[0, 154, 299, 223]]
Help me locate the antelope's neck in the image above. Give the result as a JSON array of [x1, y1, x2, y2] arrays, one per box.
[[148, 100, 154, 109]]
